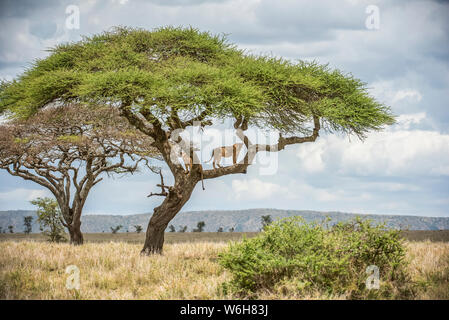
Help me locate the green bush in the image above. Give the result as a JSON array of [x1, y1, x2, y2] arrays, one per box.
[[218, 217, 415, 299], [30, 197, 67, 243]]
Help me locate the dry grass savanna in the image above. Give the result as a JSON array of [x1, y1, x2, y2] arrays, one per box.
[[1, 230, 448, 243], [0, 233, 448, 300], [0, 232, 259, 244]]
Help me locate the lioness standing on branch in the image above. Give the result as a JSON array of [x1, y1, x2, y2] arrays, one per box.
[[206, 143, 244, 169]]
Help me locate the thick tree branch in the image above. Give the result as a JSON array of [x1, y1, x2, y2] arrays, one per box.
[[202, 114, 321, 179], [120, 106, 159, 140]]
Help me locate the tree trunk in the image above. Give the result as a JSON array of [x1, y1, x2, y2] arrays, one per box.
[[142, 223, 166, 255], [68, 220, 84, 245], [141, 177, 197, 255]]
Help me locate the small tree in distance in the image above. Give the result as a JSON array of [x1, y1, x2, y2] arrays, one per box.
[[111, 225, 123, 234], [179, 226, 188, 233], [261, 215, 273, 231], [8, 225, 14, 233], [23, 216, 33, 234], [217, 227, 223, 232], [193, 221, 206, 232], [31, 197, 66, 243], [168, 225, 176, 232], [134, 225, 143, 233]]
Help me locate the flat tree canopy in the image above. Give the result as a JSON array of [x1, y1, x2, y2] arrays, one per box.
[[0, 26, 394, 254]]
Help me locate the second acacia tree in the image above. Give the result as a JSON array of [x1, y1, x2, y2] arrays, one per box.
[[0, 104, 157, 244]]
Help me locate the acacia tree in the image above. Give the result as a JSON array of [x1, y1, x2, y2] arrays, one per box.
[[111, 225, 123, 234], [261, 215, 272, 231], [0, 27, 394, 254], [0, 104, 157, 244], [193, 221, 206, 232], [23, 216, 33, 234]]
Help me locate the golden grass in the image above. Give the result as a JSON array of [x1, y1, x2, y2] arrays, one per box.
[[0, 241, 232, 300], [1, 240, 448, 300], [406, 241, 449, 299], [0, 232, 260, 244]]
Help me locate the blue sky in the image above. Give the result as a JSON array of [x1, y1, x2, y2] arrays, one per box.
[[0, 0, 448, 217]]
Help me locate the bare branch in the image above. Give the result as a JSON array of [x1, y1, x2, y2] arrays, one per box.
[[147, 167, 171, 197]]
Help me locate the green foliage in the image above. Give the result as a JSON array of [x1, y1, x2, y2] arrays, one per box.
[[134, 225, 143, 233], [179, 225, 188, 233], [23, 216, 33, 234], [260, 215, 272, 230], [8, 225, 14, 233], [168, 225, 176, 232], [193, 221, 206, 232], [218, 217, 415, 299], [111, 225, 123, 234], [30, 197, 66, 243], [56, 135, 82, 143], [13, 137, 30, 144], [0, 26, 394, 139]]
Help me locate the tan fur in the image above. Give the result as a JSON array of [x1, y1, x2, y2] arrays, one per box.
[[181, 151, 192, 174], [206, 143, 244, 169], [180, 149, 205, 190]]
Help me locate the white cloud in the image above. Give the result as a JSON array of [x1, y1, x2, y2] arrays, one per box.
[[0, 17, 73, 65], [296, 113, 449, 177], [0, 188, 51, 202], [396, 112, 426, 130], [369, 81, 424, 106], [430, 166, 449, 176], [365, 182, 420, 192], [338, 130, 449, 176], [296, 183, 339, 202], [231, 178, 285, 200], [231, 178, 348, 203], [296, 141, 326, 173], [392, 89, 422, 103]]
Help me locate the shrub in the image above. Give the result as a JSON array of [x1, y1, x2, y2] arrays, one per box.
[[260, 215, 272, 231], [218, 217, 415, 299], [111, 225, 123, 234], [23, 216, 33, 234], [193, 221, 205, 232], [30, 197, 66, 243]]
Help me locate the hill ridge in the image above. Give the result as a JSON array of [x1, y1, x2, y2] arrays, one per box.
[[1, 208, 449, 233]]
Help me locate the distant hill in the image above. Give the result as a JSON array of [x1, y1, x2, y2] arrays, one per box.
[[1, 209, 449, 233]]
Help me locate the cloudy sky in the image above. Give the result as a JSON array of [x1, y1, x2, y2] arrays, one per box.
[[0, 0, 448, 217]]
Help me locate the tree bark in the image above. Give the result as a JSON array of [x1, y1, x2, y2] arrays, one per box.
[[66, 207, 84, 245], [57, 199, 85, 245], [68, 220, 84, 245], [141, 176, 197, 255]]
